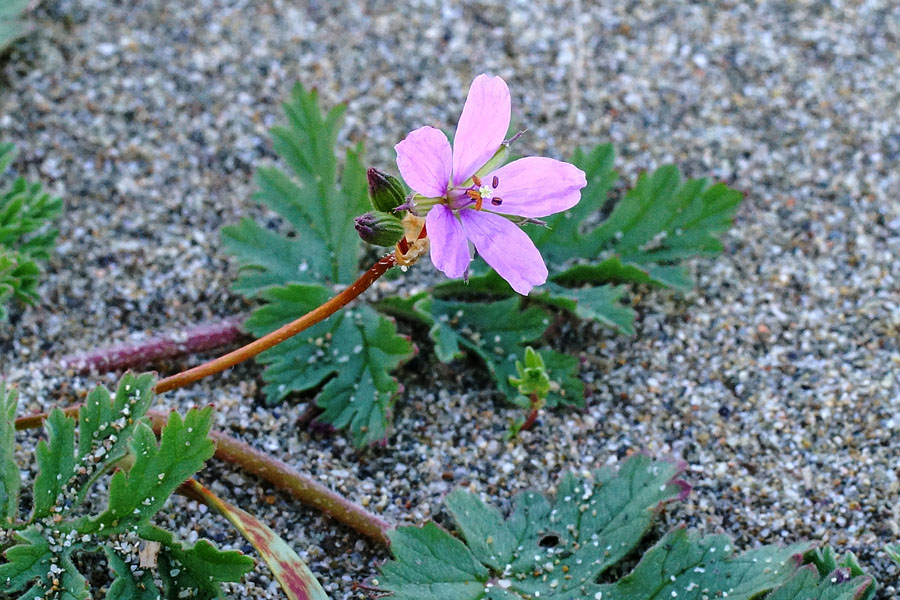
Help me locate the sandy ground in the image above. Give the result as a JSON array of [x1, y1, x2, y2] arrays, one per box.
[[2, 1, 899, 597]]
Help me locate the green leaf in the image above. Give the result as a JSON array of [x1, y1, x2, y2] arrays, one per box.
[[403, 297, 584, 408], [0, 528, 53, 595], [887, 543, 900, 564], [530, 143, 618, 265], [221, 83, 405, 447], [0, 248, 42, 316], [31, 408, 77, 520], [187, 479, 328, 600], [0, 528, 89, 600], [379, 456, 687, 599], [246, 284, 414, 447], [431, 147, 740, 335], [766, 565, 875, 600], [803, 547, 876, 600], [0, 381, 20, 523], [83, 407, 216, 535], [585, 166, 742, 281], [537, 283, 635, 335], [104, 548, 160, 600], [72, 372, 157, 506], [380, 522, 490, 600], [535, 156, 740, 335], [139, 525, 254, 599], [594, 527, 810, 600], [4, 375, 255, 599], [379, 456, 876, 600], [30, 375, 160, 522], [222, 82, 368, 294], [416, 297, 547, 374]]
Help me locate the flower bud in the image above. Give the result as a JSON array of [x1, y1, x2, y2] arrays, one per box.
[[367, 168, 407, 214], [355, 211, 405, 247]]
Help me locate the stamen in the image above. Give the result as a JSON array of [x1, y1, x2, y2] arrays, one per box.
[[492, 175, 499, 188], [475, 197, 483, 211], [472, 175, 482, 186], [491, 197, 503, 206], [466, 189, 481, 200]]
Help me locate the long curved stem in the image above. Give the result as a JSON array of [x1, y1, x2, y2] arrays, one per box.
[[154, 253, 397, 394], [15, 407, 393, 547]]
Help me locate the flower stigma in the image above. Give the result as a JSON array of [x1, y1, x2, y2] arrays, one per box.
[[464, 174, 503, 211]]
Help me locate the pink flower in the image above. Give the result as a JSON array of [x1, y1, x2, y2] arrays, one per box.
[[394, 74, 587, 295]]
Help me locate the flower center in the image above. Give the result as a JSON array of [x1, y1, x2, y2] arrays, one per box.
[[464, 175, 503, 211]]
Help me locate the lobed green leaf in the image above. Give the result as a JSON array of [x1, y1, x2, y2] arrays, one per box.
[[0, 528, 89, 600], [766, 565, 874, 600], [104, 548, 160, 600], [380, 455, 687, 599], [380, 455, 875, 600], [222, 82, 369, 295], [394, 296, 584, 408], [84, 407, 216, 535], [246, 284, 414, 447], [72, 372, 156, 507], [139, 524, 254, 599], [0, 382, 20, 523], [31, 408, 77, 521]]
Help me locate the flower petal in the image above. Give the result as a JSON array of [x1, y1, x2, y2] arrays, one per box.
[[459, 210, 548, 295], [452, 74, 511, 186], [487, 157, 587, 218], [426, 204, 470, 279], [395, 126, 452, 197]]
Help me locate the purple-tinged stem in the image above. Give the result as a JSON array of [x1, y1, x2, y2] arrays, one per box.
[[58, 316, 248, 375]]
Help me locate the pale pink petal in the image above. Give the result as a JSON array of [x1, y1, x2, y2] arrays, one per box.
[[426, 204, 470, 279], [459, 210, 547, 295], [486, 157, 587, 218], [452, 74, 511, 186], [395, 126, 452, 197]]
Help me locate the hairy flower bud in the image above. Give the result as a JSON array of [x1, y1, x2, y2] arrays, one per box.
[[367, 168, 407, 214], [355, 211, 405, 246]]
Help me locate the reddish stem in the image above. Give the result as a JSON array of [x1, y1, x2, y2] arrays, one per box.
[[520, 393, 541, 431], [58, 317, 248, 375], [154, 254, 397, 394], [15, 407, 393, 547]]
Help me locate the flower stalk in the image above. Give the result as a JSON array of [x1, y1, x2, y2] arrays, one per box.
[[154, 253, 398, 394]]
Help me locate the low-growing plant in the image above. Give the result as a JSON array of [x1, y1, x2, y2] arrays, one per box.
[[0, 143, 62, 322], [1, 373, 332, 600], [219, 77, 741, 447]]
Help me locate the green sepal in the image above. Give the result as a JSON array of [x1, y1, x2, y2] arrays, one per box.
[[366, 168, 407, 214], [355, 210, 405, 246]]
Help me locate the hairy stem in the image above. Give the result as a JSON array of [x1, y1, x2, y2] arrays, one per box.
[[154, 253, 398, 394], [15, 407, 393, 547], [58, 316, 248, 374]]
